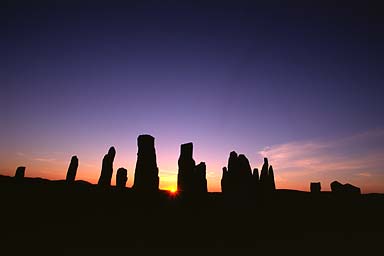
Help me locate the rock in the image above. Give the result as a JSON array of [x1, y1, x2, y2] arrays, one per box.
[[330, 181, 343, 192], [66, 155, 78, 183], [177, 143, 207, 195], [268, 165, 276, 191], [194, 162, 207, 194], [116, 168, 128, 188], [221, 151, 253, 195], [310, 182, 321, 193], [98, 147, 116, 187], [252, 168, 260, 193], [252, 168, 259, 182], [177, 142, 196, 193], [133, 135, 159, 192], [331, 181, 360, 195], [221, 167, 229, 193], [259, 158, 269, 185], [14, 166, 26, 180]]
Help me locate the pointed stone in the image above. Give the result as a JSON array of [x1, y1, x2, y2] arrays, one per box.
[[268, 165, 276, 191], [98, 146, 116, 187], [66, 155, 78, 183]]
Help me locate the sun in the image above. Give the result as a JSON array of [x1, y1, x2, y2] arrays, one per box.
[[169, 187, 177, 194]]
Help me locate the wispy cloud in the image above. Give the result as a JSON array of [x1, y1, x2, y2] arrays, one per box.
[[258, 129, 384, 192], [33, 158, 57, 162]]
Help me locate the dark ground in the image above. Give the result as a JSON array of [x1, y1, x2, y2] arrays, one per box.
[[1, 175, 383, 252]]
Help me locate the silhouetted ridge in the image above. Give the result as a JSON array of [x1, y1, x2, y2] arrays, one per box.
[[14, 166, 25, 181], [98, 146, 116, 187], [66, 155, 78, 183], [133, 135, 159, 192], [177, 142, 207, 194], [116, 168, 128, 188]]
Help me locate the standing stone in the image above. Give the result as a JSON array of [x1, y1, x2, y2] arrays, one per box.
[[14, 166, 26, 181], [253, 168, 259, 181], [98, 146, 116, 187], [252, 168, 260, 194], [268, 165, 276, 191], [194, 162, 207, 194], [221, 167, 229, 194], [66, 155, 78, 183], [116, 168, 128, 188], [310, 182, 321, 193], [221, 151, 253, 195], [259, 157, 269, 193], [259, 158, 269, 184], [133, 135, 159, 192], [177, 142, 196, 193]]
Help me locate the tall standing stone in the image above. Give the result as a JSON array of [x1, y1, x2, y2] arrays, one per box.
[[268, 165, 276, 191], [252, 168, 260, 194], [98, 146, 116, 187], [221, 167, 229, 194], [66, 155, 78, 183], [194, 162, 207, 194], [177, 142, 196, 193], [221, 151, 253, 195], [259, 158, 269, 184], [116, 168, 128, 188], [14, 166, 26, 181], [133, 135, 159, 192]]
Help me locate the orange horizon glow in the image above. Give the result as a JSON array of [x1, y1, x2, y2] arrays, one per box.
[[1, 129, 384, 194]]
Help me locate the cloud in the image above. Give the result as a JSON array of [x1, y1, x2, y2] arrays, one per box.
[[258, 129, 384, 192], [34, 158, 57, 162]]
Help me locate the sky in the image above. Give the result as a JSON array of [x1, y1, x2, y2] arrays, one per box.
[[1, 0, 384, 193]]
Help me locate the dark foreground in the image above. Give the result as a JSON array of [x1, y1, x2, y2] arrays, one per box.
[[1, 175, 383, 251]]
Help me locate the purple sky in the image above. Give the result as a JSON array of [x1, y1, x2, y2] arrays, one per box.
[[1, 0, 384, 192]]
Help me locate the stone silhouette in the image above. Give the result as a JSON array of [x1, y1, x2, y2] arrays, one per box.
[[331, 181, 361, 195], [252, 168, 260, 194], [259, 158, 276, 193], [221, 167, 229, 193], [221, 154, 276, 196], [177, 142, 207, 194], [66, 155, 78, 183], [220, 151, 253, 195], [14, 166, 26, 181], [98, 146, 116, 187], [310, 182, 321, 193], [259, 157, 269, 188], [116, 168, 128, 188], [268, 165, 276, 191], [194, 162, 207, 194], [133, 135, 159, 192], [177, 142, 196, 193]]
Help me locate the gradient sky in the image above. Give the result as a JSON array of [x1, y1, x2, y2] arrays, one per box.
[[1, 0, 384, 193]]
